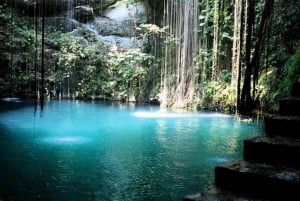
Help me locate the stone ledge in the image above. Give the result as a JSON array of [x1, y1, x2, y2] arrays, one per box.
[[215, 160, 300, 200], [279, 97, 300, 116], [243, 135, 300, 167], [264, 115, 300, 137]]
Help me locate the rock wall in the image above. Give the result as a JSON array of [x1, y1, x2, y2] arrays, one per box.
[[15, 0, 117, 16]]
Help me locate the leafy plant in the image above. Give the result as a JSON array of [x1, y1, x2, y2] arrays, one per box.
[[281, 47, 300, 96]]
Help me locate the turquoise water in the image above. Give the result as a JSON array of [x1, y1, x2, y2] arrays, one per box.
[[0, 100, 264, 201]]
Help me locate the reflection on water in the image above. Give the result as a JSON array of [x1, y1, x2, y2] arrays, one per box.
[[0, 100, 264, 201], [132, 111, 231, 118]]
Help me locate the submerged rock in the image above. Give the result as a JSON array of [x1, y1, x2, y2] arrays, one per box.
[[274, 171, 299, 181]]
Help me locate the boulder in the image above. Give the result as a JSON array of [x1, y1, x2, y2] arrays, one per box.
[[89, 0, 119, 15], [75, 0, 118, 10], [74, 6, 94, 23], [92, 17, 133, 37], [103, 1, 147, 23]]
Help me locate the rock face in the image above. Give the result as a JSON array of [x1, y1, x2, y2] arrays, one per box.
[[14, 0, 148, 48], [15, 0, 73, 16], [75, 0, 118, 12], [183, 83, 300, 201], [82, 0, 148, 51]]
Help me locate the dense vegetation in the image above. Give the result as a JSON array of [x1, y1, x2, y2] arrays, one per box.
[[0, 0, 299, 116]]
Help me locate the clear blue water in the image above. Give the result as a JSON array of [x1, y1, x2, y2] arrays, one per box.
[[0, 100, 264, 201]]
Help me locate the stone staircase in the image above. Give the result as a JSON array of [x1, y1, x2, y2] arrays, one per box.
[[183, 83, 300, 201]]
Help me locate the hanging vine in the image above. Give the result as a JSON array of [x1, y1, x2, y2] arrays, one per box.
[[161, 0, 200, 108]]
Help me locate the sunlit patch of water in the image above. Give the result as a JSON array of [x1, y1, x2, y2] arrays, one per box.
[[39, 136, 90, 145]]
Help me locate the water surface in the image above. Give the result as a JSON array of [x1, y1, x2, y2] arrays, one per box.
[[0, 100, 264, 201]]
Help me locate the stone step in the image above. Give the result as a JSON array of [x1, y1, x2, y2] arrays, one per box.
[[264, 115, 300, 137], [292, 82, 300, 97], [215, 160, 300, 200], [243, 136, 300, 168], [183, 188, 270, 201], [279, 97, 300, 116]]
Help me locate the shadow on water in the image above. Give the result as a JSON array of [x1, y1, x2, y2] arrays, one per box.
[[0, 98, 35, 113], [0, 123, 105, 201], [0, 98, 51, 200], [0, 124, 40, 200]]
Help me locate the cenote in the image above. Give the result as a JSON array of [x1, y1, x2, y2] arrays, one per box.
[[0, 99, 264, 201]]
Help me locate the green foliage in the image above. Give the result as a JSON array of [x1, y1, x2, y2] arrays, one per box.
[[50, 30, 108, 98], [139, 23, 167, 37], [0, 9, 39, 97], [197, 80, 236, 112], [220, 70, 231, 84], [257, 47, 300, 113], [104, 49, 154, 100], [48, 25, 156, 100], [255, 68, 279, 112], [2, 7, 37, 63], [0, 1, 10, 23], [281, 47, 300, 96]]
